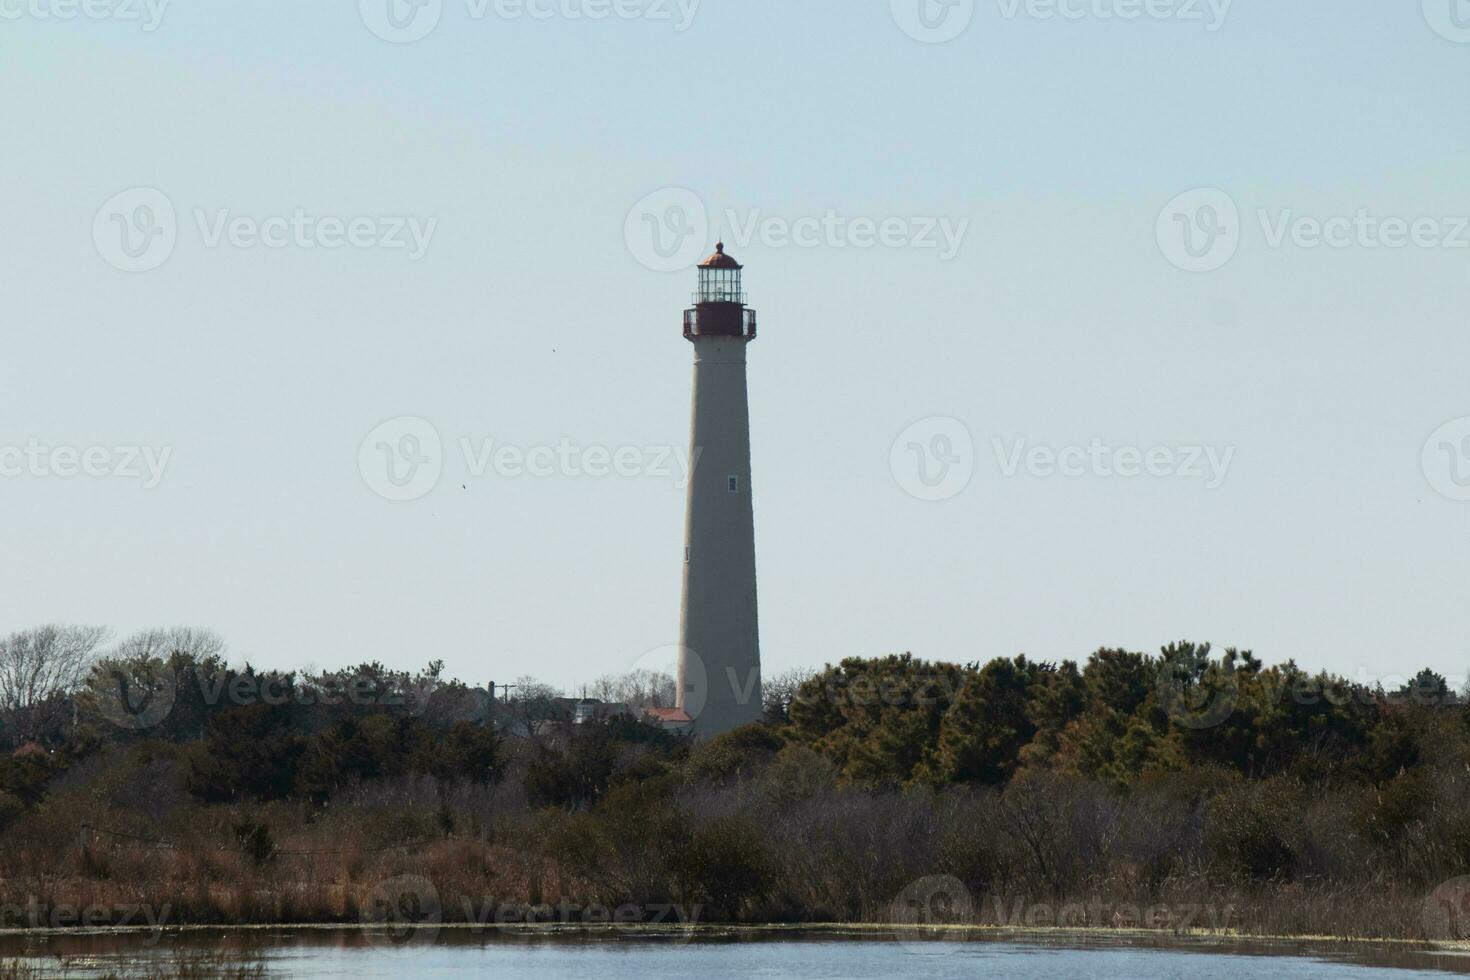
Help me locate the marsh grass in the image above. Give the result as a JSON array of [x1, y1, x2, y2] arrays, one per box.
[[0, 777, 1453, 942]]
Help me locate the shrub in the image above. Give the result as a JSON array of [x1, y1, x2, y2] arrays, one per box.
[[684, 724, 783, 784], [0, 791, 23, 832], [670, 814, 774, 919], [760, 745, 837, 807], [1204, 779, 1303, 881], [232, 818, 276, 866], [0, 753, 53, 807]]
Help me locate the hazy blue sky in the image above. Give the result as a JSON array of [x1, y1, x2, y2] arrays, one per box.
[[4, 0, 1469, 692]]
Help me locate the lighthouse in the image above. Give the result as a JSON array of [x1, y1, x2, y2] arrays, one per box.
[[676, 242, 762, 737]]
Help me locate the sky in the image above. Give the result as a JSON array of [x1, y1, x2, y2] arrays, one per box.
[[2, 0, 1469, 694]]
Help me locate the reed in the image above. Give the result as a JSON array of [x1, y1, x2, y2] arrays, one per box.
[[0, 781, 1457, 941]]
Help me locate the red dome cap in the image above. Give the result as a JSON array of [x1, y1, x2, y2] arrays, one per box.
[[698, 241, 743, 270]]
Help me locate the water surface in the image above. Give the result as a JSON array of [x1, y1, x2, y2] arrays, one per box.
[[4, 929, 1470, 978]]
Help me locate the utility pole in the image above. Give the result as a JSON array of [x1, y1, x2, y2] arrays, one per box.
[[486, 681, 518, 732]]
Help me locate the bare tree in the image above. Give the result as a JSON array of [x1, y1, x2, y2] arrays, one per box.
[[762, 666, 820, 722], [497, 675, 564, 742], [109, 626, 226, 661], [587, 668, 677, 709], [80, 627, 229, 739], [514, 675, 562, 703], [0, 624, 109, 743]]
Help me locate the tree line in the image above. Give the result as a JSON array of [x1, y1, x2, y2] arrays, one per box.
[[2, 625, 1469, 936]]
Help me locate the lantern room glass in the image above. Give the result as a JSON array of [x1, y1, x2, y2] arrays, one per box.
[[696, 266, 744, 305]]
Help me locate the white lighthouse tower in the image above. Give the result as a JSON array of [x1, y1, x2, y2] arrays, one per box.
[[676, 243, 762, 737]]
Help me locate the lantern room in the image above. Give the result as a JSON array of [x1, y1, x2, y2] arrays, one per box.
[[683, 243, 757, 341], [695, 242, 744, 304]]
